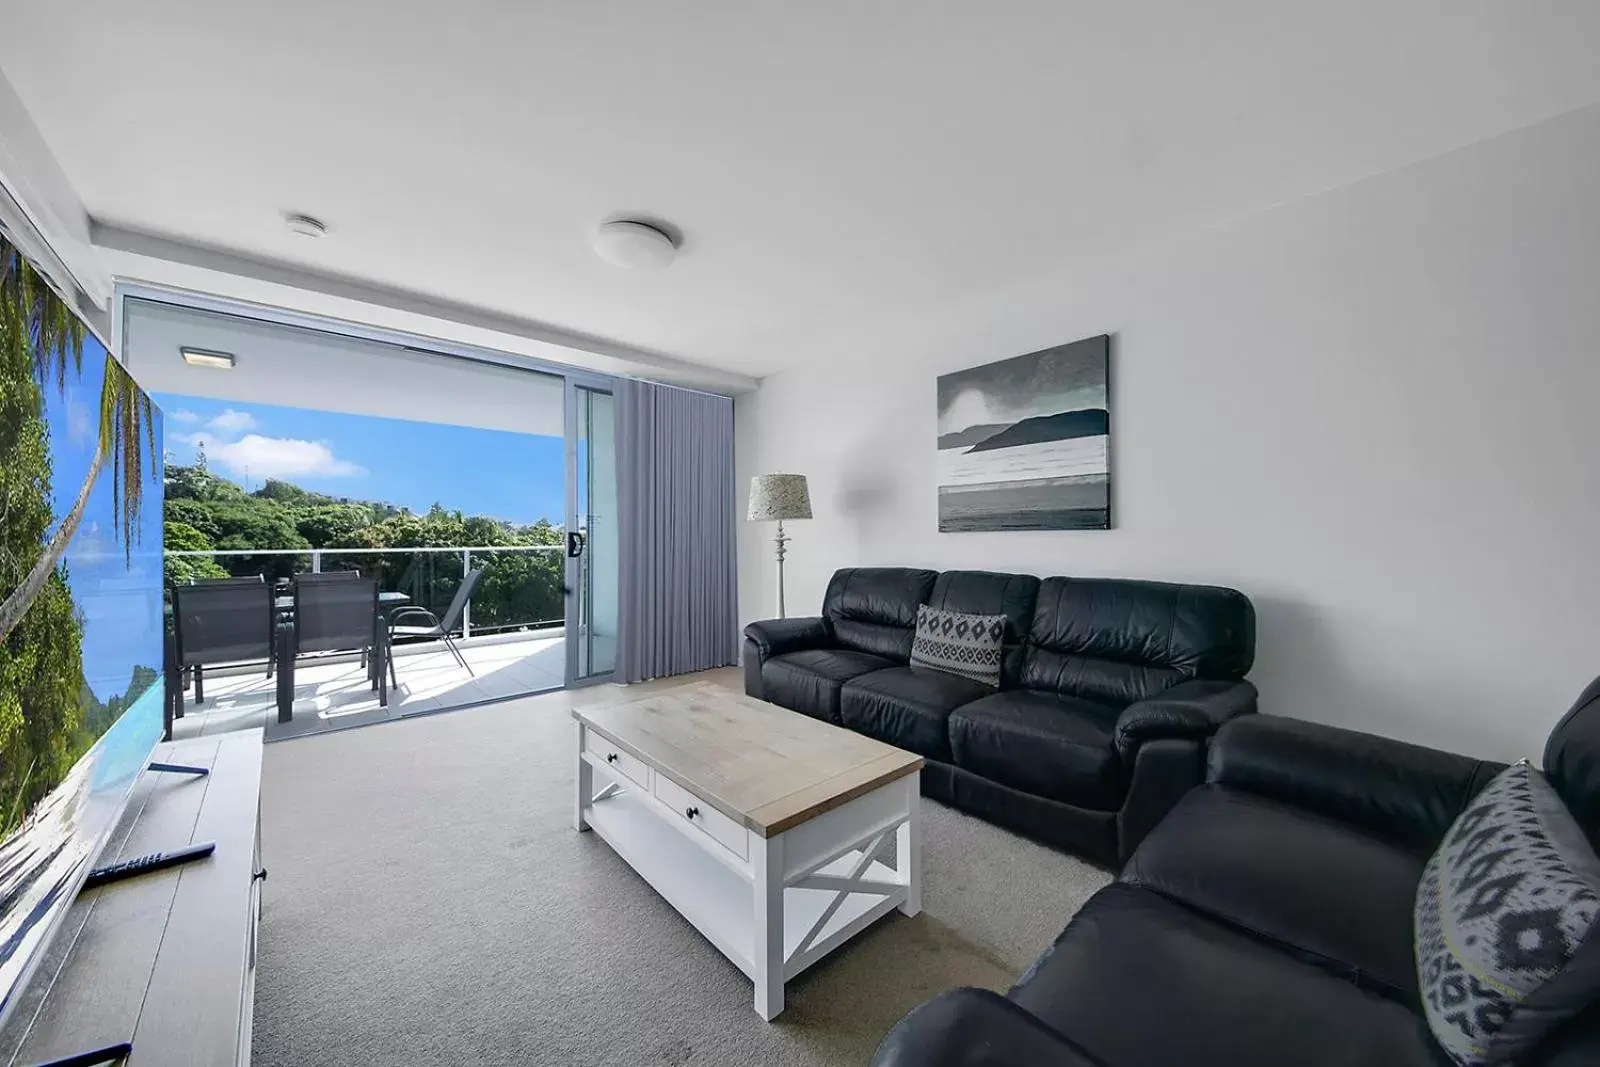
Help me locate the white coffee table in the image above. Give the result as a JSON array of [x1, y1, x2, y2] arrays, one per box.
[[572, 682, 924, 1020]]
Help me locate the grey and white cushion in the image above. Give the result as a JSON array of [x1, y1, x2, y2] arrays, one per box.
[[1414, 760, 1600, 1065], [908, 605, 1005, 687]]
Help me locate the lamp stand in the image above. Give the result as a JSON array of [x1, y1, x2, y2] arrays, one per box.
[[774, 519, 790, 619]]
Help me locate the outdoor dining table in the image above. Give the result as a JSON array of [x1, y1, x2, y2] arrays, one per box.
[[274, 590, 411, 613]]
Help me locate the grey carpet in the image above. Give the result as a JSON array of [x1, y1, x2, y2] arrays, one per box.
[[252, 676, 1112, 1066]]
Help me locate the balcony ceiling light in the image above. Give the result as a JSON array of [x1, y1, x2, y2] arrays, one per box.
[[180, 347, 236, 370]]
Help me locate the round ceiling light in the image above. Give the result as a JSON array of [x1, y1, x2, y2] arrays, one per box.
[[593, 220, 677, 270], [285, 213, 328, 238]]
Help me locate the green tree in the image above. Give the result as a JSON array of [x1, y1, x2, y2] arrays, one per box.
[[164, 498, 222, 540], [473, 550, 564, 630], [167, 457, 244, 503], [0, 281, 86, 834], [0, 235, 157, 643], [524, 518, 563, 546], [163, 520, 229, 586], [206, 499, 311, 580], [290, 503, 373, 548], [254, 478, 313, 505]]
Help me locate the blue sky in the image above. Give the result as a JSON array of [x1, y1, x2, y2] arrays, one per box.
[[152, 394, 567, 526], [41, 335, 165, 702]]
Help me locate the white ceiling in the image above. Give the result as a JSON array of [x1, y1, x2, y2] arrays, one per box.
[[122, 297, 566, 437], [4, 1, 1600, 378]]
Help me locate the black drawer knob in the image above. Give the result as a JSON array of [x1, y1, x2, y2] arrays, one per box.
[[685, 806, 699, 820], [606, 753, 618, 763]]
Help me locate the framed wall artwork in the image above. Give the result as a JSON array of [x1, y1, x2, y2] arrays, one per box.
[[936, 334, 1110, 531]]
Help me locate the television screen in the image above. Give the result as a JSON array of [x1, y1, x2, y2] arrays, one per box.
[[0, 234, 166, 1018]]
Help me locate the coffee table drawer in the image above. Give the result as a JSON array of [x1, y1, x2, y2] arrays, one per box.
[[653, 774, 748, 861], [584, 733, 650, 790]]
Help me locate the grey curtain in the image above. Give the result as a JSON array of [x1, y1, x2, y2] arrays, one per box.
[[615, 379, 738, 683]]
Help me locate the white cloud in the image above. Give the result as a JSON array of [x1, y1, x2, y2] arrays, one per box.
[[168, 409, 202, 425], [65, 520, 118, 562], [66, 397, 93, 446], [206, 409, 256, 434], [186, 432, 366, 480]]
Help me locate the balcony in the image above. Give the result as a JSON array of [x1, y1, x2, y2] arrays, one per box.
[[167, 545, 566, 740]]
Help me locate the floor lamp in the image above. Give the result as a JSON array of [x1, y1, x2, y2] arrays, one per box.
[[747, 474, 812, 619]]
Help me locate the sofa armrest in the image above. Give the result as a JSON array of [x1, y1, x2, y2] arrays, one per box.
[[742, 616, 832, 660], [1207, 714, 1506, 852], [872, 988, 1109, 1067], [1113, 679, 1258, 761]]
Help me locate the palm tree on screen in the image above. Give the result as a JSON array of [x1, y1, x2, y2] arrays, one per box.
[[0, 234, 155, 642]]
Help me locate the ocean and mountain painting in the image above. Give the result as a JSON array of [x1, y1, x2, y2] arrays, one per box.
[[936, 335, 1110, 531]]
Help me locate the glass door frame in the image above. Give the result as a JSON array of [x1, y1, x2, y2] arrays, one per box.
[[564, 376, 619, 688], [114, 281, 623, 695]]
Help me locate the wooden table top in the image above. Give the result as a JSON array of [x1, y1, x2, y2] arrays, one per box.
[[574, 682, 923, 837]]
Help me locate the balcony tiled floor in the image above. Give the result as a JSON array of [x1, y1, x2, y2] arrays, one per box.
[[171, 632, 566, 742]]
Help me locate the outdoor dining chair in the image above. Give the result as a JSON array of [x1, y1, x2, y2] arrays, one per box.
[[287, 576, 387, 709], [171, 575, 274, 710], [386, 567, 486, 686], [295, 570, 361, 582]]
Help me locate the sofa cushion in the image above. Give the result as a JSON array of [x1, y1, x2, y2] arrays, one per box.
[[821, 567, 938, 661], [1010, 884, 1446, 1067], [1021, 576, 1255, 706], [948, 690, 1126, 811], [1415, 762, 1600, 1066], [909, 605, 1006, 687], [1122, 785, 1426, 1005], [925, 570, 1040, 686], [840, 666, 995, 761], [761, 649, 896, 724]]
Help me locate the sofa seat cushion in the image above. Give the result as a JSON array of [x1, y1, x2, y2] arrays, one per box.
[[761, 649, 897, 724], [1122, 785, 1427, 1006], [840, 667, 996, 761], [1010, 884, 1447, 1067], [948, 690, 1126, 811]]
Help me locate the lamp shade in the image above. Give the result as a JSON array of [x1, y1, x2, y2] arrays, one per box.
[[747, 474, 812, 521]]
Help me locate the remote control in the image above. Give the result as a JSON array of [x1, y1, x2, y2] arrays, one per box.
[[82, 842, 217, 890]]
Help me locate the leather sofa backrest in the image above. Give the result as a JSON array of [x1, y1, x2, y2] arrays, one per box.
[[1021, 577, 1256, 706], [1544, 675, 1600, 850], [823, 567, 939, 662], [926, 570, 1041, 687]]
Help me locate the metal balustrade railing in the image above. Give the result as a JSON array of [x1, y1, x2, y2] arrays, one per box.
[[164, 545, 565, 639]]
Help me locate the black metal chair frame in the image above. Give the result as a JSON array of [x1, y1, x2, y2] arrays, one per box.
[[386, 567, 487, 686], [276, 577, 389, 722], [171, 575, 274, 712]]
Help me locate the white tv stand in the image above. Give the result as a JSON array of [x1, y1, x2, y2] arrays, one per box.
[[0, 731, 265, 1067]]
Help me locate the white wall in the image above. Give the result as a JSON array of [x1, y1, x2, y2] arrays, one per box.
[[736, 104, 1600, 762]]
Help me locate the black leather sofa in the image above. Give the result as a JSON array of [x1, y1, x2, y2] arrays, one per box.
[[871, 680, 1600, 1067], [743, 567, 1257, 864]]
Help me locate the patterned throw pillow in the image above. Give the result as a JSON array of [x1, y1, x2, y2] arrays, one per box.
[[909, 605, 1005, 687], [1414, 761, 1600, 1066]]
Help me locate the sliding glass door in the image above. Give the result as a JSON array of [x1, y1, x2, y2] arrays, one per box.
[[566, 383, 618, 684]]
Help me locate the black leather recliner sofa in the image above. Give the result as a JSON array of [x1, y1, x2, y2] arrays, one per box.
[[870, 682, 1600, 1067], [743, 567, 1257, 864]]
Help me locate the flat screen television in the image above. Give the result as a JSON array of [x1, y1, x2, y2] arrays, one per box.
[[0, 232, 166, 1021]]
